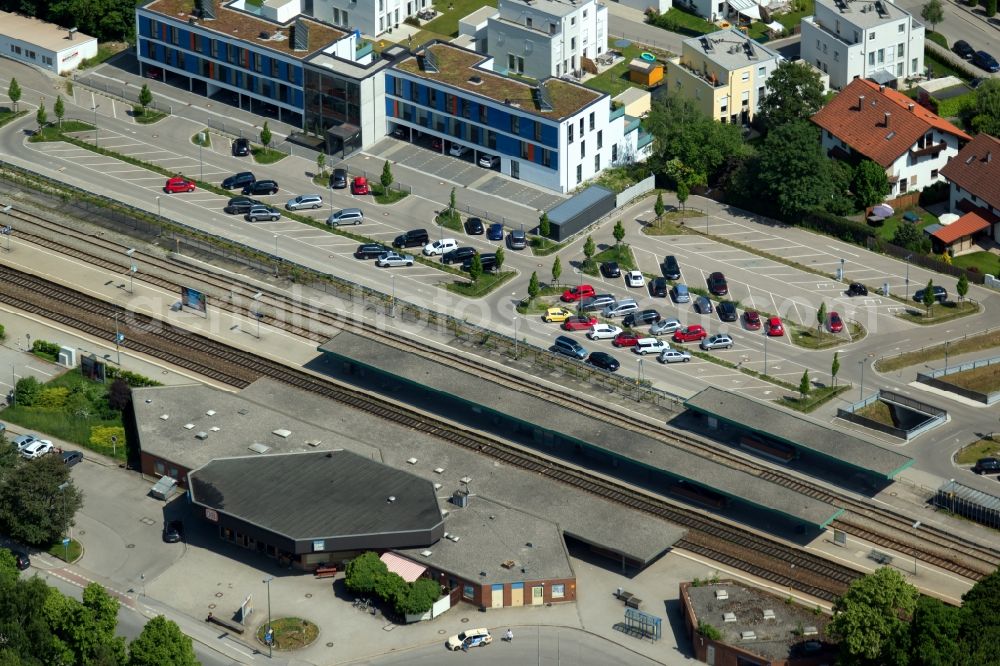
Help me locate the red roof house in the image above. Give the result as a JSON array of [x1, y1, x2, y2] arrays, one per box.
[[939, 133, 1000, 240]]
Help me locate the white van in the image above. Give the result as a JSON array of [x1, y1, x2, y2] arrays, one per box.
[[633, 338, 668, 355]]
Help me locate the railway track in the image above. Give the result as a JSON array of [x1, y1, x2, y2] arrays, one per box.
[[0, 264, 858, 602], [7, 208, 999, 582]]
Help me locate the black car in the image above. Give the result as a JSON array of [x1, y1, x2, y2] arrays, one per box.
[[847, 282, 868, 297], [661, 255, 681, 280], [222, 171, 256, 189], [973, 50, 999, 73], [464, 217, 485, 235], [953, 40, 975, 60], [61, 450, 84, 467], [8, 549, 30, 570], [330, 168, 348, 189], [462, 253, 496, 272], [586, 352, 620, 372], [707, 271, 728, 296], [162, 520, 184, 543], [354, 243, 389, 259], [914, 285, 948, 304], [623, 309, 661, 328], [242, 179, 279, 196], [649, 277, 668, 298], [224, 196, 262, 214], [232, 137, 251, 156], [393, 228, 430, 248], [600, 262, 621, 278], [717, 301, 738, 322], [442, 247, 478, 265], [973, 458, 1000, 474]]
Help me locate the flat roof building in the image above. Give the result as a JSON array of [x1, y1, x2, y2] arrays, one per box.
[[0, 12, 98, 74]]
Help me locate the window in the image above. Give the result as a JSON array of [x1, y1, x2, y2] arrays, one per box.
[[552, 584, 565, 599], [341, 11, 349, 26], [42, 55, 52, 66], [612, 144, 618, 162], [594, 154, 600, 172], [393, 77, 402, 96], [511, 161, 519, 179], [576, 165, 582, 184], [171, 26, 179, 45], [512, 115, 520, 134], [822, 43, 827, 54], [868, 52, 875, 66], [877, 48, 884, 64], [487, 130, 496, 148], [429, 89, 437, 106], [379, 16, 384, 31], [835, 19, 840, 33], [869, 31, 875, 40], [897, 63, 903, 76], [911, 58, 917, 73], [25, 49, 35, 60], [581, 140, 585, 158], [480, 105, 488, 124], [534, 121, 542, 141], [463, 584, 474, 600], [254, 53, 262, 73], [571, 16, 576, 25], [853, 30, 860, 43], [379, 0, 383, 9], [579, 118, 584, 134], [898, 23, 905, 32], [834, 50, 839, 62], [597, 130, 603, 149], [521, 141, 529, 158], [154, 461, 165, 475], [571, 37, 576, 50], [757, 66, 765, 76], [589, 111, 595, 131], [550, 23, 556, 34], [526, 16, 532, 28], [211, 39, 220, 58], [271, 58, 279, 77], [543, 149, 551, 167], [461, 99, 470, 118], [897, 43, 904, 57], [741, 71, 750, 81], [567, 124, 573, 144], [931, 169, 939, 178]]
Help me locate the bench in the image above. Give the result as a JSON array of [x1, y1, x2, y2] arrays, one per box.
[[626, 596, 642, 609], [314, 565, 338, 579], [869, 550, 893, 565], [205, 613, 244, 635]]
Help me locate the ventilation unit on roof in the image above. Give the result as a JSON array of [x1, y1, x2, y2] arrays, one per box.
[[743, 41, 755, 59], [763, 609, 776, 620], [198, 0, 216, 19], [306, 440, 322, 447], [159, 414, 169, 420], [238, 408, 249, 415], [420, 549, 433, 557], [434, 467, 445, 474], [206, 410, 216, 416], [195, 431, 208, 440], [966, 154, 976, 164], [803, 625, 819, 635], [433, 482, 442, 489], [407, 457, 418, 464], [248, 443, 271, 454], [259, 31, 271, 40], [447, 534, 461, 542], [387, 495, 396, 503], [460, 476, 472, 484], [468, 75, 483, 85], [184, 423, 195, 430], [210, 426, 220, 432], [715, 589, 729, 600], [272, 428, 292, 438], [740, 631, 757, 641], [723, 612, 738, 623], [700, 37, 713, 52], [452, 490, 469, 507], [886, 131, 896, 140], [292, 19, 310, 51]]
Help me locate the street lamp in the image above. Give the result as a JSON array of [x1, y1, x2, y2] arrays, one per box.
[[911, 520, 921, 574], [92, 104, 99, 146], [252, 291, 263, 339], [125, 248, 136, 294], [155, 196, 161, 218], [273, 234, 279, 277], [390, 274, 396, 318], [113, 311, 124, 366], [513, 316, 520, 359], [1, 204, 11, 252], [763, 330, 768, 377], [944, 341, 950, 372], [263, 576, 274, 658], [858, 359, 865, 401], [9, 363, 15, 407], [197, 132, 205, 182], [905, 254, 912, 301]]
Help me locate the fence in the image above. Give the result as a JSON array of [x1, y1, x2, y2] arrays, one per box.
[[881, 192, 920, 212], [0, 159, 685, 411], [867, 235, 987, 284], [837, 389, 946, 440], [916, 355, 1000, 405], [616, 175, 656, 209]]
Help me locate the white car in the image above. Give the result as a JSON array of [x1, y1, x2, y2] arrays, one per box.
[[376, 251, 414, 267], [658, 349, 692, 363], [587, 323, 623, 340], [633, 338, 669, 355], [625, 270, 645, 288], [650, 318, 682, 336], [449, 144, 470, 157], [422, 238, 459, 256], [20, 439, 54, 459], [446, 627, 492, 651]]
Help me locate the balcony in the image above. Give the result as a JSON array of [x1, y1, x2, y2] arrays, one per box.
[[910, 141, 946, 159], [355, 40, 373, 60], [673, 59, 725, 88]]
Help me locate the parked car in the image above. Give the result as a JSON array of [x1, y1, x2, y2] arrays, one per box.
[[431, 137, 443, 151], [701, 333, 734, 350], [162, 519, 184, 543], [587, 323, 622, 340], [914, 285, 948, 303], [487, 223, 505, 241], [603, 299, 639, 318], [973, 458, 1000, 474], [393, 229, 430, 248], [244, 205, 280, 222], [650, 317, 682, 336], [612, 331, 642, 348], [222, 171, 256, 189], [707, 272, 728, 296], [846, 282, 868, 297], [351, 176, 370, 195], [673, 325, 708, 343], [671, 284, 691, 303], [21, 439, 54, 459], [375, 252, 414, 267], [3, 548, 30, 570], [163, 176, 195, 193], [61, 450, 84, 467], [449, 143, 470, 157], [562, 284, 596, 302], [973, 50, 1000, 73], [743, 310, 762, 330], [442, 247, 477, 265], [579, 294, 616, 312], [633, 338, 668, 355], [423, 238, 459, 256], [13, 434, 38, 452], [242, 179, 279, 196], [953, 40, 975, 60], [327, 208, 364, 226], [507, 229, 527, 250], [562, 315, 598, 331], [447, 628, 492, 651], [766, 317, 785, 337], [224, 196, 262, 214], [658, 349, 692, 364], [661, 255, 681, 280], [600, 262, 621, 278], [329, 168, 348, 189], [624, 270, 645, 288], [552, 335, 587, 359], [543, 307, 575, 323], [462, 253, 496, 272], [232, 137, 251, 156], [694, 296, 713, 314], [828, 311, 844, 333], [649, 277, 668, 298], [464, 217, 485, 235], [623, 309, 661, 328], [478, 153, 499, 168], [717, 301, 737, 322], [285, 194, 323, 210], [586, 352, 620, 372], [354, 243, 389, 259]]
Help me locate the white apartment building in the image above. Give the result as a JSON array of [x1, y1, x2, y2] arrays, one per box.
[[485, 0, 607, 80], [0, 11, 97, 75], [800, 0, 924, 90], [309, 0, 430, 37]]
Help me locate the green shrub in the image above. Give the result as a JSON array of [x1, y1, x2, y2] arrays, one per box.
[[35, 387, 70, 409], [31, 339, 62, 358], [0, 323, 5, 341], [697, 621, 722, 640], [89, 425, 126, 454], [105, 367, 163, 387], [919, 181, 950, 206], [13, 376, 41, 406]]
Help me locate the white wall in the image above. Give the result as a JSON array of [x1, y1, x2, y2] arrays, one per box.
[[0, 34, 97, 74]]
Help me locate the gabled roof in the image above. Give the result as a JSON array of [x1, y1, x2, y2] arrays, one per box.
[[930, 211, 990, 244], [940, 133, 1000, 212], [811, 78, 970, 167]]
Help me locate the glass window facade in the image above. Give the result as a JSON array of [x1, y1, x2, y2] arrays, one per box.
[[304, 68, 362, 134]]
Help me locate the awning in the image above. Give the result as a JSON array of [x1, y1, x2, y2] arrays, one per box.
[[869, 68, 896, 84], [766, 20, 784, 32], [380, 552, 427, 583], [728, 0, 761, 19]]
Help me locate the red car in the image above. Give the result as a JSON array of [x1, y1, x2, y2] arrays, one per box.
[[612, 331, 642, 347], [562, 284, 596, 303], [743, 310, 761, 330], [766, 317, 784, 337], [672, 325, 707, 343], [164, 176, 195, 193], [351, 176, 370, 195], [707, 272, 728, 296], [432, 137, 443, 151], [828, 311, 844, 333], [561, 315, 598, 331]]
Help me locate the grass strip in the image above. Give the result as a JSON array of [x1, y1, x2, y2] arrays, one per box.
[[446, 270, 516, 298], [955, 437, 1000, 465], [370, 183, 408, 204], [251, 146, 287, 164], [777, 385, 851, 413], [582, 244, 636, 276], [48, 539, 83, 563], [897, 301, 979, 325]]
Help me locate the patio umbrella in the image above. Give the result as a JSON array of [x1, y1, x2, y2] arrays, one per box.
[[938, 213, 960, 225], [872, 203, 894, 218]]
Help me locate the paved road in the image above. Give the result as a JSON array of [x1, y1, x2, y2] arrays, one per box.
[[894, 0, 1000, 72], [605, 3, 684, 54]]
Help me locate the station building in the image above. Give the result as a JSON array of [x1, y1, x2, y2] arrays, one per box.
[[0, 12, 98, 75]]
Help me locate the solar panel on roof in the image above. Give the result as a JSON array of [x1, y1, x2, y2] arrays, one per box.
[[535, 85, 554, 112], [423, 48, 439, 72]]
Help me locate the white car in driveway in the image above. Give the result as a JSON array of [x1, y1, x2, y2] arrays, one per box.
[[20, 439, 54, 459], [422, 238, 459, 256], [587, 324, 623, 340], [625, 270, 645, 288], [376, 251, 415, 267]]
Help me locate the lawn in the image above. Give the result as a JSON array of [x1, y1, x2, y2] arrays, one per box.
[[29, 121, 95, 142], [777, 385, 850, 413], [370, 183, 409, 204], [898, 300, 979, 324], [256, 618, 319, 651], [790, 327, 846, 350], [582, 244, 636, 276], [925, 50, 970, 82], [585, 41, 673, 97], [132, 107, 168, 125], [420, 0, 497, 37], [436, 209, 463, 232], [48, 538, 83, 563], [515, 286, 564, 314], [870, 207, 938, 242], [446, 270, 516, 297], [252, 147, 287, 164], [529, 237, 567, 256], [955, 436, 1000, 465], [938, 364, 1000, 394], [926, 31, 948, 49], [876, 328, 1000, 372], [648, 7, 716, 36], [77, 43, 127, 70], [772, 0, 814, 31], [952, 251, 1000, 276], [643, 209, 703, 236], [854, 399, 895, 426]]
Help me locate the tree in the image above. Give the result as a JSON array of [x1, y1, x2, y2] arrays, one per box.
[[798, 370, 810, 399], [612, 219, 626, 245], [53, 95, 65, 128], [756, 60, 826, 132], [832, 351, 840, 387], [830, 567, 918, 665], [260, 121, 272, 150], [921, 0, 944, 31], [551, 256, 562, 285], [816, 302, 827, 331], [909, 596, 963, 666], [957, 273, 969, 303], [449, 187, 456, 213], [13, 376, 42, 406], [539, 212, 551, 237], [395, 578, 441, 615], [8, 78, 21, 112], [583, 235, 596, 263], [986, 0, 996, 17], [969, 79, 1000, 137], [36, 100, 47, 132], [654, 192, 665, 221], [0, 455, 82, 546], [852, 160, 891, 209], [922, 279, 935, 316], [468, 254, 483, 281], [128, 615, 198, 666], [381, 159, 393, 189], [891, 220, 929, 253], [138, 84, 152, 117], [316, 152, 326, 177], [344, 551, 387, 595], [494, 247, 505, 272], [374, 571, 408, 608], [0, 575, 60, 663], [527, 271, 540, 301], [960, 568, 1000, 664], [676, 179, 690, 227], [44, 583, 127, 665]]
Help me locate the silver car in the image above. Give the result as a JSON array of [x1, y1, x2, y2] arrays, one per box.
[[376, 251, 414, 267], [700, 334, 734, 350], [245, 205, 280, 222], [285, 194, 323, 210], [650, 317, 682, 336], [694, 296, 713, 314], [658, 349, 692, 363]]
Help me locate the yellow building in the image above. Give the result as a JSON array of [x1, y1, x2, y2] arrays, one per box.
[[663, 28, 781, 125]]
